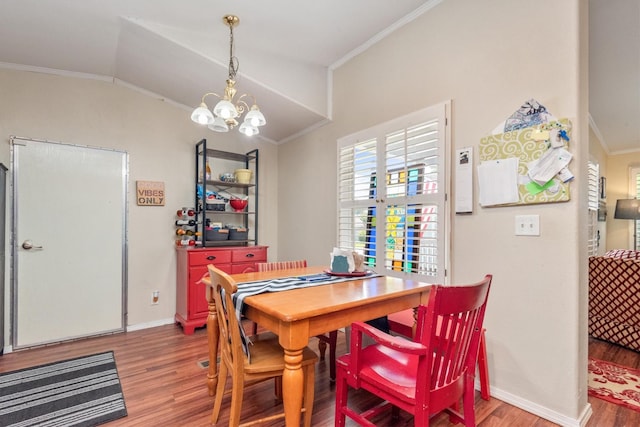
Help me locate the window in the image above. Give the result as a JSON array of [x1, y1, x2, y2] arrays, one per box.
[[587, 161, 599, 256], [337, 103, 450, 282]]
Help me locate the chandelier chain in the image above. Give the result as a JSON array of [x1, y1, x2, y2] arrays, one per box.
[[228, 22, 239, 81]]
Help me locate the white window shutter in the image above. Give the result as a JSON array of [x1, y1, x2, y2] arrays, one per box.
[[337, 103, 449, 282]]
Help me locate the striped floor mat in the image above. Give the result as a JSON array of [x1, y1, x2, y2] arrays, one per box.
[[0, 351, 127, 426]]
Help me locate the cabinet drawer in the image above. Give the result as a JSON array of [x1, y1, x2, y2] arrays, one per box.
[[189, 249, 232, 266], [231, 247, 267, 263]]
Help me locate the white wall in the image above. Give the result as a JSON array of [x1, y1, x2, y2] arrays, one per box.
[[0, 68, 279, 337], [278, 0, 589, 424]]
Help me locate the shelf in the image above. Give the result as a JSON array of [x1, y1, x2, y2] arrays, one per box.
[[201, 148, 257, 162], [202, 239, 255, 247], [199, 179, 256, 189], [203, 211, 256, 215], [195, 140, 259, 246]]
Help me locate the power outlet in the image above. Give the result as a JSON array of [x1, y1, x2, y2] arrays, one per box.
[[515, 215, 540, 236], [152, 290, 160, 305]]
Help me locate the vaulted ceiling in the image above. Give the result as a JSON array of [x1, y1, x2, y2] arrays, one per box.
[[0, 0, 437, 143], [0, 0, 636, 152]]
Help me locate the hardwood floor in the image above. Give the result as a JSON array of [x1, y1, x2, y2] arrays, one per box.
[[0, 324, 638, 426]]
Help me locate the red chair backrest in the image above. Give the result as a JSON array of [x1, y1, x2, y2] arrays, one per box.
[[414, 275, 492, 399], [257, 260, 307, 272]]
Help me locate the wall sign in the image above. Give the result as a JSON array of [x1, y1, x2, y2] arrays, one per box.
[[136, 181, 165, 206]]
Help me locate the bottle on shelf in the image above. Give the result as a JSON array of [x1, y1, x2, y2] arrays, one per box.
[[176, 229, 200, 236], [175, 238, 198, 246], [176, 208, 195, 218]]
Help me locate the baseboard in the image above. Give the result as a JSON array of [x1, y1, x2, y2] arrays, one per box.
[[489, 385, 592, 427], [1, 319, 176, 353], [126, 317, 175, 332], [577, 404, 593, 427]]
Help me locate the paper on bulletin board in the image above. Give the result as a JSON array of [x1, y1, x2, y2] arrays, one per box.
[[455, 147, 473, 213], [478, 157, 520, 207], [478, 118, 572, 206]]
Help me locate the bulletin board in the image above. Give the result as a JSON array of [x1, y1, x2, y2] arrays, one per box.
[[479, 118, 572, 206]]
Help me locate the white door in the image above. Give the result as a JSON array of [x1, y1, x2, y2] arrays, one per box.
[[11, 137, 127, 349]]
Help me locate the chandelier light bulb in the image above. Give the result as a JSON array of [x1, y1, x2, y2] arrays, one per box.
[[239, 121, 259, 136], [245, 107, 266, 127], [214, 99, 238, 120], [191, 103, 214, 125]]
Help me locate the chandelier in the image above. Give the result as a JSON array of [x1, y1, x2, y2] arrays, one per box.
[[190, 15, 266, 136]]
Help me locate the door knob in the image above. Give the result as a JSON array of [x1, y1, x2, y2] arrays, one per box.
[[22, 240, 43, 250]]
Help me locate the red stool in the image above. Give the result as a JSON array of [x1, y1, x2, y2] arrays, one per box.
[[388, 309, 491, 400]]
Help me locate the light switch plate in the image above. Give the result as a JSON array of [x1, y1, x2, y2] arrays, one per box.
[[515, 215, 540, 236]]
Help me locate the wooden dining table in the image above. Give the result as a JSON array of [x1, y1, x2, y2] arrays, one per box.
[[202, 265, 432, 427]]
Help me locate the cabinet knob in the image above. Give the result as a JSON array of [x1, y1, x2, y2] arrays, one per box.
[[207, 255, 216, 260], [246, 253, 255, 258]]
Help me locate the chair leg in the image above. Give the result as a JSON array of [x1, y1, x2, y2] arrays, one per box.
[[463, 373, 477, 427], [317, 336, 327, 361], [274, 377, 283, 401], [211, 362, 228, 424], [478, 328, 490, 400], [413, 406, 428, 426], [345, 326, 351, 351], [335, 364, 349, 427], [329, 330, 338, 381], [228, 372, 245, 427], [391, 405, 400, 420]]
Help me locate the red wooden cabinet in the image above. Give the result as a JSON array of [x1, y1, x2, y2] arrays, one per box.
[[175, 246, 267, 334]]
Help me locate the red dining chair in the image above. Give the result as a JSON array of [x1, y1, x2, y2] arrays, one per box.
[[387, 309, 491, 400], [335, 275, 492, 426], [256, 260, 308, 272], [257, 260, 339, 381]]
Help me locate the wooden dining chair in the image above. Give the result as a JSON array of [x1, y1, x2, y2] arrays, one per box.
[[387, 308, 491, 400], [208, 265, 318, 427], [257, 260, 339, 381], [335, 275, 492, 427]]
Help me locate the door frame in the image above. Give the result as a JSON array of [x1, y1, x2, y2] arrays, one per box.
[[9, 136, 128, 350]]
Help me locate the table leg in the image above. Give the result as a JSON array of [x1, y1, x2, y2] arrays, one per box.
[[206, 285, 219, 397], [283, 348, 304, 427]]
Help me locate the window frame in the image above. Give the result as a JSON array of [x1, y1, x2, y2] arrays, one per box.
[[336, 102, 451, 283]]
